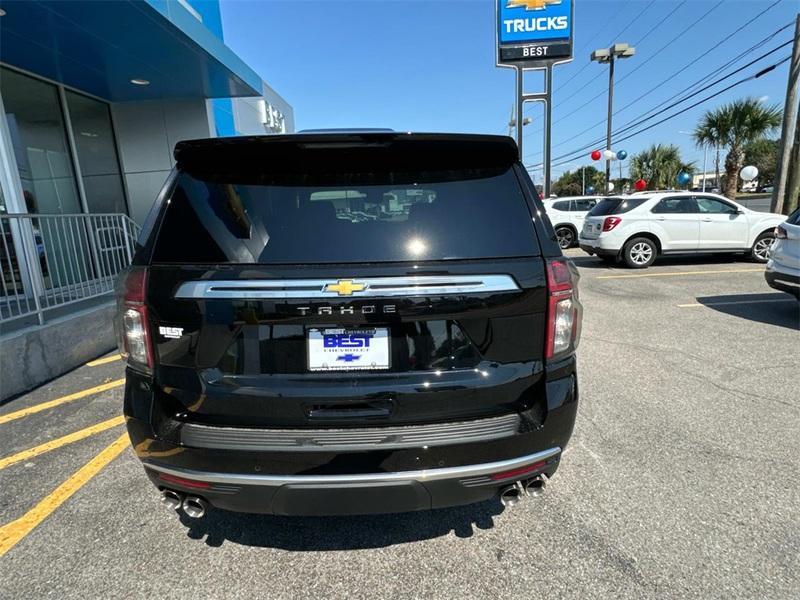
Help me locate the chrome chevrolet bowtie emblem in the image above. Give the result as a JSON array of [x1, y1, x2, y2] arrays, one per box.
[[507, 0, 561, 10], [324, 280, 367, 296]]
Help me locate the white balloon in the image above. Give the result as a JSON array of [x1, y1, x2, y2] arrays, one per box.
[[608, 182, 615, 191], [603, 149, 616, 160], [740, 165, 759, 181]]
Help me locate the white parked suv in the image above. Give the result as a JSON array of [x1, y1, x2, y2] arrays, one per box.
[[542, 196, 602, 248], [765, 207, 800, 298], [578, 192, 785, 268]]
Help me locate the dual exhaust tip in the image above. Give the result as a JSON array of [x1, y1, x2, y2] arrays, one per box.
[[161, 490, 207, 518], [500, 474, 548, 507]]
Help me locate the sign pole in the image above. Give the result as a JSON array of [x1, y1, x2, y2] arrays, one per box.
[[543, 64, 553, 198], [496, 0, 573, 196], [515, 67, 524, 156]]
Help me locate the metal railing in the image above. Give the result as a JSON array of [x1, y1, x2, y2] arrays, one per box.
[[0, 213, 140, 327]]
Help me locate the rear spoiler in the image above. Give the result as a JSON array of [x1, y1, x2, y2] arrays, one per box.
[[174, 132, 520, 177]]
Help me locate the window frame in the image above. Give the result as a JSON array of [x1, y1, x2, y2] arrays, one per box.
[[693, 195, 740, 215], [651, 196, 699, 215]]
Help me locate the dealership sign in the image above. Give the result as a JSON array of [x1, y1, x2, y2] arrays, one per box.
[[496, 0, 574, 66]]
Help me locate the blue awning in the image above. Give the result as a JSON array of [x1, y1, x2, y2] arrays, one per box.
[[0, 0, 262, 101]]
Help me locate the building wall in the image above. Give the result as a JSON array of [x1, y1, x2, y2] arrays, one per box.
[[111, 99, 211, 224]]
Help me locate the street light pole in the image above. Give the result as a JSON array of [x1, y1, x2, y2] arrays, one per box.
[[702, 143, 708, 192], [592, 43, 635, 195], [605, 55, 614, 195]]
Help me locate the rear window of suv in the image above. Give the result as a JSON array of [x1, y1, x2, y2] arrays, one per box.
[[587, 197, 649, 216], [151, 167, 539, 264]]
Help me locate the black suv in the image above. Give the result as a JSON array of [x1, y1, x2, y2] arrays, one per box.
[[116, 131, 582, 517]]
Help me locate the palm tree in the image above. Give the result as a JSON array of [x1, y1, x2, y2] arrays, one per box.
[[693, 98, 782, 200], [630, 144, 696, 190]]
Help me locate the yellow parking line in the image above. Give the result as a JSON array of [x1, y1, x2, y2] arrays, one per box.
[[0, 432, 129, 557], [678, 298, 796, 308], [597, 268, 763, 280], [86, 355, 121, 367], [0, 379, 125, 426], [0, 416, 125, 471]]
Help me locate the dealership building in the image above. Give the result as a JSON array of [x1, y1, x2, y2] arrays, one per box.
[[0, 0, 294, 398]]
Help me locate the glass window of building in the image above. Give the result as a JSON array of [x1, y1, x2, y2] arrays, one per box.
[[0, 67, 81, 215], [64, 91, 128, 215]]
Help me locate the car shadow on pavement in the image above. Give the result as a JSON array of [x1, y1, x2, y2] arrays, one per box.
[[566, 253, 754, 270], [175, 499, 504, 550], [695, 293, 799, 330]]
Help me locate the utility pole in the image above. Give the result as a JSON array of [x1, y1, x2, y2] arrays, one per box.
[[772, 14, 800, 214], [592, 43, 635, 195], [605, 56, 614, 195], [785, 97, 800, 213], [582, 166, 585, 195]]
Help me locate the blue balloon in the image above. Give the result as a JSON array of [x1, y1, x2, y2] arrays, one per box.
[[586, 185, 595, 194], [616, 150, 627, 160], [677, 171, 691, 185]]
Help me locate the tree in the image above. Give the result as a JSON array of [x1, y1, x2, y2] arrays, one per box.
[[693, 98, 782, 200], [629, 144, 696, 190], [743, 138, 779, 188], [552, 166, 604, 196]]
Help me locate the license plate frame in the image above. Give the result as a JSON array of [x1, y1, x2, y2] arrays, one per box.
[[307, 327, 391, 372]]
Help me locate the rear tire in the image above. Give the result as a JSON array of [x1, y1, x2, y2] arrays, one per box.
[[622, 237, 656, 269], [750, 232, 773, 263], [555, 226, 575, 249]]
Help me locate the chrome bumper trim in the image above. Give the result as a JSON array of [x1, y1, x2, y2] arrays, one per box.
[[143, 447, 561, 486]]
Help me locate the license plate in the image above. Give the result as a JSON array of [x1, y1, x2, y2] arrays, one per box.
[[307, 328, 390, 371]]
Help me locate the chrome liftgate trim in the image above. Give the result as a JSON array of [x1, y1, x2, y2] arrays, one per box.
[[174, 275, 521, 300]]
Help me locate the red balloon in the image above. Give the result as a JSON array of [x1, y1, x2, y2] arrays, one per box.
[[590, 150, 602, 161], [634, 179, 647, 191]]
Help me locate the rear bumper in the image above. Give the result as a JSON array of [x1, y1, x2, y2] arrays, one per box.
[[579, 241, 618, 258], [124, 358, 578, 515], [764, 269, 800, 298], [142, 447, 561, 515]]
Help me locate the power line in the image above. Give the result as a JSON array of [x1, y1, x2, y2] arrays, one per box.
[[530, 56, 788, 170], [522, 0, 787, 160], [524, 0, 725, 139], [526, 56, 790, 171], [529, 34, 793, 163], [541, 0, 656, 102]]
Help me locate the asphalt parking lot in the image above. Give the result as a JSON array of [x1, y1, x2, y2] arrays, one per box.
[[1, 251, 798, 599]]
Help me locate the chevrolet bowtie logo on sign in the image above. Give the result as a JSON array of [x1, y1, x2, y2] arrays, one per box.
[[507, 0, 561, 10], [324, 280, 367, 296]]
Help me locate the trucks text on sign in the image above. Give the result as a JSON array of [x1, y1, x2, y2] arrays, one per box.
[[496, 0, 574, 66]]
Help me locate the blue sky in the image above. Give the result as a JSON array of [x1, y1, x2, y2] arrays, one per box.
[[220, 0, 797, 180]]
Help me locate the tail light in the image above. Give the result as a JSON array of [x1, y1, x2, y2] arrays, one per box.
[[602, 216, 621, 232], [774, 225, 787, 239], [116, 267, 153, 371], [545, 258, 583, 360]]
